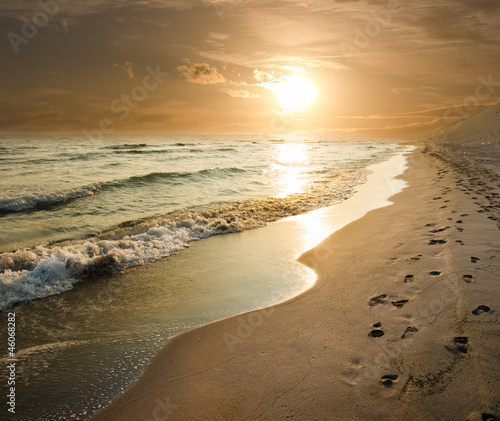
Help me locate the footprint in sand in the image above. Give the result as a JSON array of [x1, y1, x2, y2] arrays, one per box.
[[340, 363, 364, 386], [391, 300, 409, 308], [429, 271, 441, 276], [402, 327, 418, 339], [429, 239, 448, 245], [368, 294, 387, 307], [430, 227, 450, 233], [380, 374, 399, 388], [454, 337, 470, 354], [463, 275, 474, 283], [368, 329, 385, 338], [404, 275, 414, 283], [472, 305, 492, 315], [471, 256, 480, 263], [445, 336, 470, 355]]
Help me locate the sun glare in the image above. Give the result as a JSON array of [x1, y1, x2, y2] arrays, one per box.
[[273, 75, 319, 114], [271, 143, 312, 197]]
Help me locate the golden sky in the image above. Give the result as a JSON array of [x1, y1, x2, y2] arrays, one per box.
[[1, 0, 499, 138]]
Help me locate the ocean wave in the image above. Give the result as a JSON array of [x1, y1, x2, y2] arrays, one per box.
[[0, 168, 251, 217], [101, 143, 149, 150], [110, 167, 251, 187], [16, 145, 39, 150], [0, 168, 368, 310], [69, 153, 106, 161], [112, 147, 207, 155], [112, 149, 175, 155], [0, 183, 105, 216]]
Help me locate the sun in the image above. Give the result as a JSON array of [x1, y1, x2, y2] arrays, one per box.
[[273, 75, 319, 114]]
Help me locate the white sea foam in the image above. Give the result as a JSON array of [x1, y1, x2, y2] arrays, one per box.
[[0, 216, 238, 309]]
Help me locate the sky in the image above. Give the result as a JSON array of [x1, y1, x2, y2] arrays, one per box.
[[1, 0, 499, 139]]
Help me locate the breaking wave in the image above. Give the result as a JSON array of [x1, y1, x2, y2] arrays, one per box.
[[0, 168, 368, 310], [0, 183, 105, 216]]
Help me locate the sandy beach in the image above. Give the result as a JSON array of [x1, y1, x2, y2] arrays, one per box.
[[91, 106, 500, 421], [2, 2, 499, 420]]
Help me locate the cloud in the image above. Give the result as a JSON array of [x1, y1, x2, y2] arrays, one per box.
[[113, 61, 135, 79], [223, 89, 259, 98], [206, 32, 230, 47], [0, 0, 199, 19], [177, 60, 227, 84], [281, 65, 305, 73], [253, 69, 274, 82], [39, 70, 60, 78], [334, 106, 458, 120], [196, 49, 348, 74], [208, 32, 229, 41]]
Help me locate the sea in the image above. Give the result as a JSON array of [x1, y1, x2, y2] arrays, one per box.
[[0, 134, 404, 419]]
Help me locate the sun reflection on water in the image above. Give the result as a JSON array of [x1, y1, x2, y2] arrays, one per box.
[[289, 207, 337, 257], [270, 142, 313, 197]]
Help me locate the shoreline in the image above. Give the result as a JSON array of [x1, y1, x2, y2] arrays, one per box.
[[1, 145, 410, 420], [92, 145, 500, 421]]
